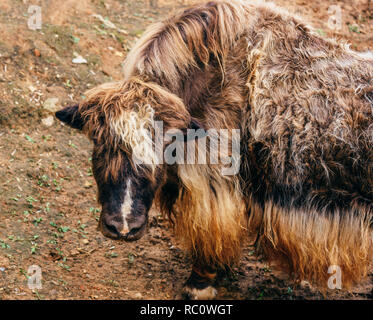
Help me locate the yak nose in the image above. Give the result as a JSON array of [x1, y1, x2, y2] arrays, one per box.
[[100, 216, 123, 240]]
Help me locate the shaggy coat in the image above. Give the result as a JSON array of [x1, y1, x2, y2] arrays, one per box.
[[68, 0, 372, 289]]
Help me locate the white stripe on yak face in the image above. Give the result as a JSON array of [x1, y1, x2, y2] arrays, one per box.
[[121, 180, 133, 234]]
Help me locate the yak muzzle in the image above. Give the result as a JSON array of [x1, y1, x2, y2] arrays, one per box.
[[99, 215, 147, 242]]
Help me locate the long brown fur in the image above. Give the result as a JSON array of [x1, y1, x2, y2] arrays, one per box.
[[76, 0, 372, 288]]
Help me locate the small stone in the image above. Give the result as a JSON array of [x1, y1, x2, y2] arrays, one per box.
[[0, 267, 5, 272], [72, 56, 88, 64], [134, 293, 142, 299], [82, 239, 89, 245], [84, 181, 92, 188], [43, 97, 60, 113], [41, 116, 54, 127], [28, 85, 37, 93], [114, 51, 124, 57]]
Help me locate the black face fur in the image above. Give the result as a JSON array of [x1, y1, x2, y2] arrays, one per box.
[[56, 105, 161, 242], [92, 146, 159, 241]]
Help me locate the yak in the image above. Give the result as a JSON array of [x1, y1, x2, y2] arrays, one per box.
[[55, 0, 372, 299]]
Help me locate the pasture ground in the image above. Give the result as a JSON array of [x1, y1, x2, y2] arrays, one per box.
[[0, 0, 372, 300]]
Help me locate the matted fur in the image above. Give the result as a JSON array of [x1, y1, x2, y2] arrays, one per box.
[[73, 0, 372, 288], [173, 164, 247, 267], [77, 78, 191, 181], [247, 200, 372, 288]]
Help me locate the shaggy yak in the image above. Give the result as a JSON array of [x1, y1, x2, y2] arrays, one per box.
[[56, 0, 373, 299]]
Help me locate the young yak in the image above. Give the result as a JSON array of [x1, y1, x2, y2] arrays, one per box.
[[56, 0, 372, 299]]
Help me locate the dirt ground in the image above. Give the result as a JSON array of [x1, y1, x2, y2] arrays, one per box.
[[0, 0, 372, 300]]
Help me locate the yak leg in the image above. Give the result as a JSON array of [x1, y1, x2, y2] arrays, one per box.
[[182, 262, 217, 300]]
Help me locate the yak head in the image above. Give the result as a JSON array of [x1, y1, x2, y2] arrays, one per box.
[[55, 78, 200, 241]]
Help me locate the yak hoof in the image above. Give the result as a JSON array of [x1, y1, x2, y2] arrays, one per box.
[[182, 286, 218, 300]]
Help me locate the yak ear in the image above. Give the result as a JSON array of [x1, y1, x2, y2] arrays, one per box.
[[55, 105, 84, 130]]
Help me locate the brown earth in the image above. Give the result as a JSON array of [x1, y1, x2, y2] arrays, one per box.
[[0, 0, 372, 300]]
